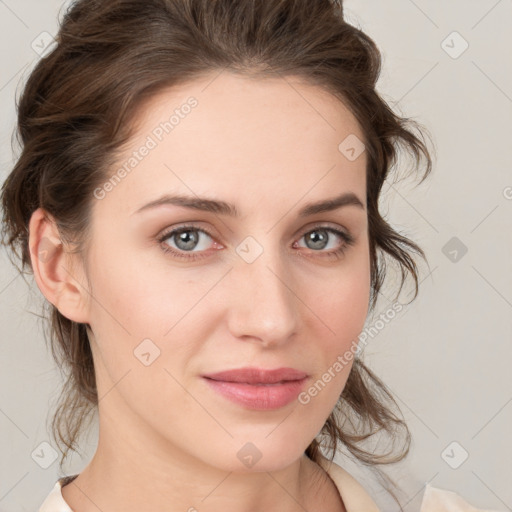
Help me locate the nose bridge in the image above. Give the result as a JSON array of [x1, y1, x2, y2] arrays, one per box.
[[227, 235, 299, 344]]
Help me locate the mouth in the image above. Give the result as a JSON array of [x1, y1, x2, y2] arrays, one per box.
[[201, 367, 309, 410], [202, 367, 308, 384]]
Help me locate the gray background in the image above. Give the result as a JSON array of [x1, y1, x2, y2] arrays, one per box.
[[1, 1, 511, 511]]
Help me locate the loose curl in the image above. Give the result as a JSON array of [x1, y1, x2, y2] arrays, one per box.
[[1, 0, 433, 509]]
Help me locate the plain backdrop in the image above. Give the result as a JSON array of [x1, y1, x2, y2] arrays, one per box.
[[0, 1, 511, 511]]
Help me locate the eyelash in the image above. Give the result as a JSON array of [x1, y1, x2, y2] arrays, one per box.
[[157, 223, 355, 262]]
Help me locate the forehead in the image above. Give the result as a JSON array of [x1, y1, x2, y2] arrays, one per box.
[[133, 71, 365, 149], [99, 72, 367, 216]]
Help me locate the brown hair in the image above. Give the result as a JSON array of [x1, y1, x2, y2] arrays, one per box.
[[1, 0, 433, 508]]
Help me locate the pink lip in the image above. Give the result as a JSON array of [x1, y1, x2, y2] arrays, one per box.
[[202, 367, 308, 410]]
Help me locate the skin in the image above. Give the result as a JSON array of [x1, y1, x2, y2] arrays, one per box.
[[29, 71, 370, 512]]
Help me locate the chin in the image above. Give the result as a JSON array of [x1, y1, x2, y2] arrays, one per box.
[[204, 435, 310, 474]]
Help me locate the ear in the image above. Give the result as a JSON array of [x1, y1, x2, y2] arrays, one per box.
[[28, 208, 91, 324]]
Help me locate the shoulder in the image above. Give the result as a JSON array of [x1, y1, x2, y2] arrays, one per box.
[[315, 453, 381, 512], [38, 475, 78, 512]]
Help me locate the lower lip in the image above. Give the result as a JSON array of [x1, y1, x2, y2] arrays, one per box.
[[203, 377, 307, 410]]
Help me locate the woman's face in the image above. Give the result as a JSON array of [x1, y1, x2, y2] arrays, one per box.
[[79, 72, 370, 472]]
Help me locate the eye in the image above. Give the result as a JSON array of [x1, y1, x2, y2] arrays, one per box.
[[157, 224, 355, 262], [158, 224, 217, 261], [294, 226, 355, 260]]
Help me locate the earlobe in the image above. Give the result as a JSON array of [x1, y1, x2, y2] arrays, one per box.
[[28, 208, 91, 324]]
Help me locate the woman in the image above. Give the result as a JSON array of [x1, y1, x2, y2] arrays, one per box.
[[1, 0, 432, 510]]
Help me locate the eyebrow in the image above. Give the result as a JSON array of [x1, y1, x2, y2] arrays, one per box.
[[133, 191, 365, 217]]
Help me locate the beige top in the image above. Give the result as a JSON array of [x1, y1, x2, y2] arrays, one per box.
[[317, 453, 380, 511], [38, 455, 380, 512]]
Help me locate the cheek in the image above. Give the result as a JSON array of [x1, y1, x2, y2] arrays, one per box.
[[83, 248, 168, 369], [298, 272, 369, 420], [311, 249, 371, 344], [84, 254, 200, 417], [87, 245, 191, 335], [301, 247, 370, 403], [84, 245, 214, 392]]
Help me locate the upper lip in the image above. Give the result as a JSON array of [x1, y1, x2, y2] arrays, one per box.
[[202, 367, 308, 384]]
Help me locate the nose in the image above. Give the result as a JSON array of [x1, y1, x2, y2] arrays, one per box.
[[226, 245, 299, 348]]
